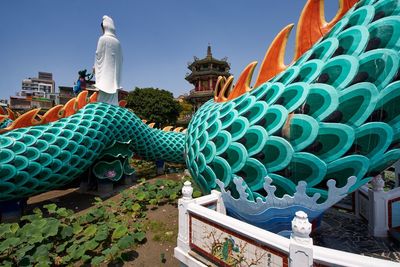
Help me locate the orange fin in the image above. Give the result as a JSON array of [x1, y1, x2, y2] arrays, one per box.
[[227, 62, 258, 100], [6, 108, 16, 120], [89, 92, 98, 103], [214, 76, 226, 102], [162, 126, 173, 132], [0, 115, 8, 124], [173, 127, 184, 132], [41, 105, 64, 124], [216, 76, 234, 103], [294, 0, 357, 60], [76, 91, 89, 110], [5, 109, 41, 130], [63, 98, 77, 118], [255, 24, 294, 88]]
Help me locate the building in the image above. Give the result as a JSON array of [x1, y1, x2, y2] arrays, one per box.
[[9, 72, 56, 113], [0, 99, 8, 109], [31, 98, 53, 110], [9, 71, 130, 113], [20, 72, 56, 99], [58, 86, 75, 105], [9, 96, 31, 112], [185, 45, 231, 110]]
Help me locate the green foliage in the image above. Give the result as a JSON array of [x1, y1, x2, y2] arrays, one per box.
[[0, 178, 185, 266], [126, 87, 182, 126], [177, 100, 193, 125], [146, 220, 177, 243], [130, 159, 156, 178]]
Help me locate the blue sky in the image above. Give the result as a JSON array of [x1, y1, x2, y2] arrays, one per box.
[[0, 1, 340, 100]]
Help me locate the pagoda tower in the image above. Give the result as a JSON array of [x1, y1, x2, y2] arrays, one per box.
[[185, 45, 231, 110]]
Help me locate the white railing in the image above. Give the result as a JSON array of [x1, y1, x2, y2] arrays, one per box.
[[175, 181, 399, 267], [352, 175, 400, 236], [368, 175, 400, 236], [354, 184, 369, 221]]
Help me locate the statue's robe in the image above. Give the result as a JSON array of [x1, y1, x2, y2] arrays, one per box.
[[95, 15, 122, 106]]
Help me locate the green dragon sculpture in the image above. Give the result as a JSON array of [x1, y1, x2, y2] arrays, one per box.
[[1, 0, 400, 230], [0, 101, 185, 201], [187, 0, 400, 199]]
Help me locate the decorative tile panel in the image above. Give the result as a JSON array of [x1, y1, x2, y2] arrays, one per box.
[[389, 197, 400, 229], [189, 213, 288, 267]]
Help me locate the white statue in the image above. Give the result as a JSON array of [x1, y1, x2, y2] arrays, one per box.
[[94, 15, 123, 105]]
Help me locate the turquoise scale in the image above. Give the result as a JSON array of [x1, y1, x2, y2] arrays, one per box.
[[186, 0, 400, 201], [0, 103, 185, 201], [0, 118, 12, 129], [3, 0, 400, 207]]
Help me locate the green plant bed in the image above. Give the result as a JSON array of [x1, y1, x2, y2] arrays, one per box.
[[0, 178, 199, 266], [129, 159, 157, 178]]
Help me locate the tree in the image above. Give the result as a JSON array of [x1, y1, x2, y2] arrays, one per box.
[[126, 87, 182, 126], [177, 100, 193, 127]]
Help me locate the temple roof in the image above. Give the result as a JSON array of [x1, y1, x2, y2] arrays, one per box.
[[187, 45, 231, 70], [185, 70, 231, 83], [185, 45, 231, 84]]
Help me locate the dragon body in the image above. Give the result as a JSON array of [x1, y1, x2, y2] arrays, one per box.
[[0, 102, 184, 201], [186, 0, 400, 197], [184, 0, 400, 231], [1, 0, 400, 232]]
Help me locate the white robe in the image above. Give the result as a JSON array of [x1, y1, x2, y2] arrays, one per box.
[[94, 16, 122, 106]]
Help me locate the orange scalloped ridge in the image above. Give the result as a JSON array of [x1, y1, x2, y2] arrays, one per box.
[[76, 90, 89, 110], [0, 109, 41, 134], [216, 0, 357, 103], [6, 108, 16, 120], [216, 76, 234, 103], [227, 62, 258, 101], [89, 92, 98, 103], [41, 105, 64, 124], [0, 91, 98, 134], [0, 115, 8, 124], [254, 24, 294, 88]]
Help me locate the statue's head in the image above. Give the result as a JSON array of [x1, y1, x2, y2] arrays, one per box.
[[101, 15, 116, 36], [78, 69, 87, 78]]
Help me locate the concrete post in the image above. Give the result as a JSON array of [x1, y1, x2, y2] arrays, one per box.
[[368, 175, 388, 237], [177, 181, 195, 253], [289, 211, 313, 267], [211, 190, 226, 214]]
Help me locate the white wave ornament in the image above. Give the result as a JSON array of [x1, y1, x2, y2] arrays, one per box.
[[216, 175, 357, 236]]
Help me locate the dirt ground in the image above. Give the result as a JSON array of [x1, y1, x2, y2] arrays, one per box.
[[26, 173, 184, 267], [131, 204, 179, 267]]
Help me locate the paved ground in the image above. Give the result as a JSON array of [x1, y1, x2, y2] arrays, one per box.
[[312, 208, 400, 262]]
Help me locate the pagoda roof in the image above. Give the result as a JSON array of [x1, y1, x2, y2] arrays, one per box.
[[187, 56, 230, 69], [186, 90, 214, 100], [185, 70, 231, 82], [187, 45, 230, 70]]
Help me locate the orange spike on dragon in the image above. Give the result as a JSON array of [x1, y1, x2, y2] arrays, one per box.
[[0, 91, 100, 134], [215, 0, 357, 103]]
